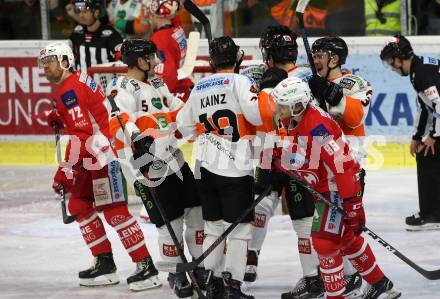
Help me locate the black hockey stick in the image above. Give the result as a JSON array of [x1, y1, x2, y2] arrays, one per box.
[[295, 0, 316, 76], [184, 0, 212, 42], [53, 124, 77, 224], [156, 185, 273, 273], [272, 158, 440, 280], [295, 0, 328, 112], [106, 95, 206, 298]]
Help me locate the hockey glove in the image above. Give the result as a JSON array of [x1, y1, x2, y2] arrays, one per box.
[[308, 74, 344, 107], [47, 109, 65, 129], [260, 67, 288, 90], [52, 166, 75, 195], [132, 132, 155, 175], [342, 196, 365, 235]]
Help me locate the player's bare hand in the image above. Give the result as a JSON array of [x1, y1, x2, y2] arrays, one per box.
[[423, 136, 436, 157], [410, 139, 421, 157]]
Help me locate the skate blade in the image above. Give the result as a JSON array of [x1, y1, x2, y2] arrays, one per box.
[[129, 275, 162, 292], [345, 289, 363, 299], [406, 223, 440, 231], [79, 273, 120, 287], [382, 289, 402, 299]]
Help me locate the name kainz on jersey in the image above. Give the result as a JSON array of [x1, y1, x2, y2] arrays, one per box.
[[200, 93, 226, 109]]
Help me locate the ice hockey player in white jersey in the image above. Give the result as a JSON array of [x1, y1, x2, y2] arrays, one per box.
[[107, 39, 206, 298], [176, 36, 263, 299]]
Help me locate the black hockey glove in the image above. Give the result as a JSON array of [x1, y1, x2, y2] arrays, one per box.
[[132, 132, 155, 174], [260, 67, 288, 90], [308, 74, 344, 107]]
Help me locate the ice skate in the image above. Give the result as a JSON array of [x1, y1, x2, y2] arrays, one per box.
[[127, 256, 162, 292], [243, 250, 258, 283], [79, 252, 120, 287], [344, 272, 363, 298], [406, 213, 440, 231], [206, 270, 224, 299], [168, 272, 194, 298], [281, 275, 325, 299], [193, 266, 209, 291], [363, 276, 401, 299], [223, 271, 254, 299]]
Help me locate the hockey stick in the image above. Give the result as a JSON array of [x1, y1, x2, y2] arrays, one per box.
[[156, 185, 273, 273], [184, 0, 212, 42], [106, 95, 206, 298], [272, 158, 440, 280], [177, 31, 200, 80], [295, 0, 316, 75], [53, 124, 77, 224]]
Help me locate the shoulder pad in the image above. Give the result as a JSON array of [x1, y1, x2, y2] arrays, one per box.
[[73, 25, 84, 34], [336, 74, 368, 92], [289, 66, 313, 82], [150, 77, 165, 89]]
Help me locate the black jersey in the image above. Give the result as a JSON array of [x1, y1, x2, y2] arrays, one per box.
[[410, 56, 440, 140], [70, 22, 123, 72]]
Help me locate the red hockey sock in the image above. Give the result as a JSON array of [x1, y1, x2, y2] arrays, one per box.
[[313, 237, 345, 299], [343, 234, 384, 285], [104, 205, 150, 262], [78, 212, 112, 256]]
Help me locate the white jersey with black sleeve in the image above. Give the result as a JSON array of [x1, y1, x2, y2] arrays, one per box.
[[176, 72, 263, 177]]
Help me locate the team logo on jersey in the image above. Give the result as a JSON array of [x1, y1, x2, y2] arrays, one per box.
[[151, 77, 165, 89], [86, 76, 98, 92], [151, 97, 163, 109], [101, 29, 113, 37], [61, 90, 79, 108], [310, 124, 331, 144], [129, 79, 140, 91], [339, 78, 355, 90]]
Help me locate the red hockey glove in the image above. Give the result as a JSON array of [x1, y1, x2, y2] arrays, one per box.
[[52, 166, 75, 194], [47, 109, 65, 129], [343, 196, 365, 235]]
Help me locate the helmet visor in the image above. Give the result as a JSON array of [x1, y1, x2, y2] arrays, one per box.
[[38, 55, 58, 68]]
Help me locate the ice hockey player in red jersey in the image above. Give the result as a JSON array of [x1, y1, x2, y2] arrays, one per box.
[[39, 42, 161, 292], [269, 77, 401, 299], [149, 0, 194, 102]]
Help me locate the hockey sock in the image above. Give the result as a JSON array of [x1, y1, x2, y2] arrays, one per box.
[[313, 237, 346, 299], [343, 234, 384, 285], [204, 220, 226, 277], [78, 212, 112, 256], [292, 217, 319, 277], [249, 192, 279, 252], [224, 223, 252, 281], [157, 216, 184, 264], [183, 207, 204, 262], [104, 205, 150, 262]]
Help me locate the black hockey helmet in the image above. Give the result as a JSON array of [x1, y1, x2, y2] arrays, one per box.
[[380, 35, 414, 62], [259, 25, 298, 64], [209, 36, 243, 70], [74, 0, 101, 12], [312, 36, 348, 65], [121, 39, 157, 67]]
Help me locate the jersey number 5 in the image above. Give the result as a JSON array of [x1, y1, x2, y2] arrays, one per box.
[[199, 109, 240, 142]]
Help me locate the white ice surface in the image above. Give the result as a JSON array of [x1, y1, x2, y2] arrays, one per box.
[[0, 166, 439, 298]]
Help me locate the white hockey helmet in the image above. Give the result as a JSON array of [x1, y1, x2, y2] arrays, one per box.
[[272, 76, 312, 117], [39, 42, 75, 70]]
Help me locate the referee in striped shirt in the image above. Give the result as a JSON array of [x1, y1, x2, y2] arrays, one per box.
[[70, 0, 123, 72]]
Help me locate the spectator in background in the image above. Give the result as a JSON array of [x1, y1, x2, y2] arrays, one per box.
[[70, 0, 122, 72], [364, 0, 400, 36], [0, 0, 41, 39], [413, 0, 440, 35], [107, 0, 151, 38]]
